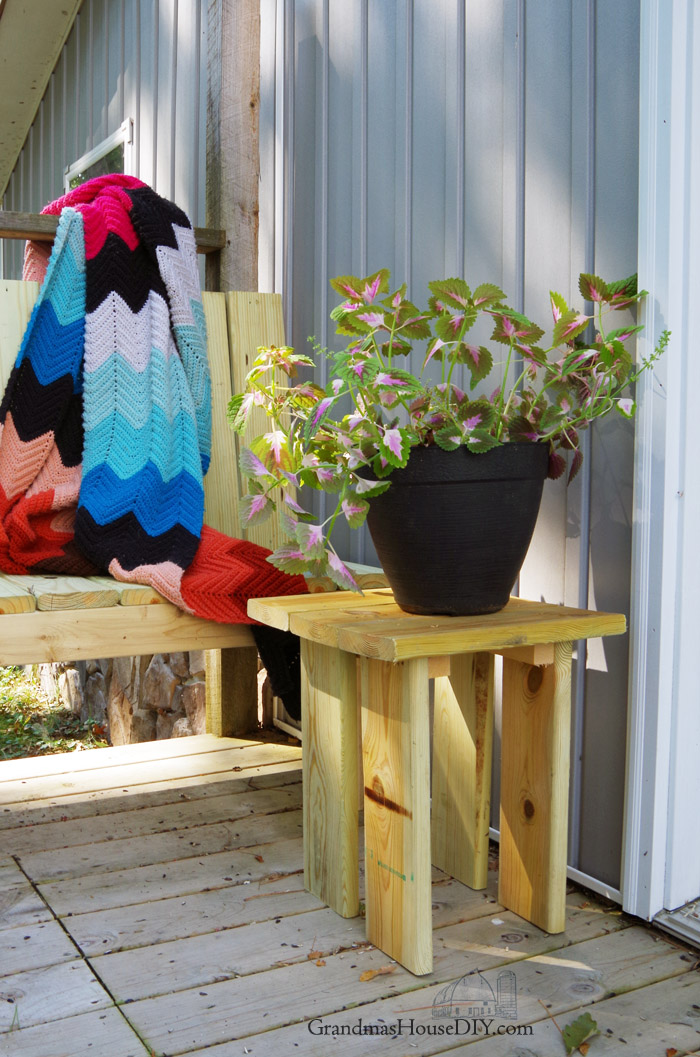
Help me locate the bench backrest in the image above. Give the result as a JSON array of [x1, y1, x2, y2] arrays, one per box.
[[0, 281, 286, 554]]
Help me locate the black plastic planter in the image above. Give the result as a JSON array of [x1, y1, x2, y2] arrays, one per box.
[[366, 442, 549, 616]]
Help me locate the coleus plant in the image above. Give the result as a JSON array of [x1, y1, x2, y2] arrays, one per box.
[[228, 270, 668, 590]]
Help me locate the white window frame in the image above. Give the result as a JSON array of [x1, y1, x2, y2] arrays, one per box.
[[63, 119, 134, 192]]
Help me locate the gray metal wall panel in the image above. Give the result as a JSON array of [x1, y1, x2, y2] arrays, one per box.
[[1, 0, 208, 281], [264, 0, 640, 888]]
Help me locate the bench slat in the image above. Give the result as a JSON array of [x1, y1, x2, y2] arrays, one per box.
[[1, 574, 120, 611], [0, 605, 255, 665], [0, 574, 37, 614], [87, 577, 165, 607]]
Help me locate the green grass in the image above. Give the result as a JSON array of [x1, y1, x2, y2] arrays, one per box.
[[0, 666, 108, 761]]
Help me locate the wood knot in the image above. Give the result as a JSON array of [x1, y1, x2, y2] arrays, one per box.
[[523, 798, 535, 820], [527, 666, 544, 694], [372, 776, 385, 802]]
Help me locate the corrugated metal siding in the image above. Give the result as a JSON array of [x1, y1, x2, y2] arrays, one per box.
[[260, 0, 640, 888], [1, 0, 207, 280]]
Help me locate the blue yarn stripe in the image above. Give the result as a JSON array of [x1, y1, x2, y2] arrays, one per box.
[[80, 463, 204, 537], [83, 407, 204, 483]]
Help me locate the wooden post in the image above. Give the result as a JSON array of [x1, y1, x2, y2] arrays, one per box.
[[499, 641, 573, 933], [302, 640, 359, 918], [205, 646, 258, 736], [360, 657, 433, 976], [432, 651, 494, 890], [206, 0, 260, 293]]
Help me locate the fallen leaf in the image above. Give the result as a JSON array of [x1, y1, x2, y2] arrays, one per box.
[[308, 950, 323, 960], [315, 959, 326, 966], [254, 854, 265, 863], [666, 1050, 679, 1057], [359, 965, 397, 983], [579, 1045, 589, 1056], [562, 1012, 599, 1055]]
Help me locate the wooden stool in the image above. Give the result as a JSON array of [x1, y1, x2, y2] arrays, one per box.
[[248, 590, 625, 976]]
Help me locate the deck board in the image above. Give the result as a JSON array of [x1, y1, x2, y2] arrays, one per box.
[[0, 736, 697, 1056]]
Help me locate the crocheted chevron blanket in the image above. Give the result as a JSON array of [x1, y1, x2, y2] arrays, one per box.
[[0, 175, 307, 631]]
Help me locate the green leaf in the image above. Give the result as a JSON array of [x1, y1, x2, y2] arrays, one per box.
[[455, 344, 494, 386], [550, 289, 569, 321], [472, 282, 505, 306], [465, 430, 499, 453], [552, 310, 590, 347], [341, 496, 370, 528], [268, 544, 314, 575], [434, 427, 462, 451], [605, 325, 644, 342], [578, 272, 609, 303], [434, 306, 478, 343], [240, 492, 274, 526], [562, 1011, 599, 1055], [352, 476, 391, 499], [428, 277, 472, 310], [490, 309, 545, 346]]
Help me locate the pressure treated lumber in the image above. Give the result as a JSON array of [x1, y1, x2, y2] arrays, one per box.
[[301, 640, 359, 917], [205, 645, 259, 737], [432, 651, 494, 890], [499, 640, 573, 933], [360, 656, 433, 975], [1, 572, 119, 610], [249, 591, 626, 658], [226, 291, 288, 550], [0, 604, 254, 665], [0, 573, 35, 612]]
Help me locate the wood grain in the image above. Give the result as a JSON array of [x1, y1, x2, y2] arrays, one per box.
[[205, 646, 259, 737], [0, 211, 224, 253], [0, 574, 35, 613], [301, 640, 359, 917], [360, 656, 433, 975], [1, 573, 119, 611], [499, 641, 573, 933], [432, 652, 494, 890], [0, 604, 255, 665]]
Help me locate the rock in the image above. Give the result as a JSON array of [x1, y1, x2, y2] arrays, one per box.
[[81, 672, 107, 726], [58, 668, 83, 715], [171, 716, 193, 738], [131, 707, 157, 742], [107, 686, 132, 746], [37, 664, 60, 702], [168, 652, 189, 678], [182, 680, 206, 735], [188, 650, 206, 677], [112, 656, 136, 696], [156, 711, 178, 739], [142, 655, 179, 711]]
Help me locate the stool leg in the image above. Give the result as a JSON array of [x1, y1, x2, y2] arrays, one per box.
[[432, 651, 494, 890], [359, 657, 432, 976], [301, 640, 359, 918], [499, 640, 573, 933]]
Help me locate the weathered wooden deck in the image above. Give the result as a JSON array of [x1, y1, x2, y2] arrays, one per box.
[[1, 734, 699, 1057]]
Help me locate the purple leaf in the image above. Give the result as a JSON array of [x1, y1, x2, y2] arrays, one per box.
[[283, 492, 309, 514], [357, 311, 386, 327], [326, 551, 361, 592], [241, 492, 272, 526], [239, 447, 270, 479]]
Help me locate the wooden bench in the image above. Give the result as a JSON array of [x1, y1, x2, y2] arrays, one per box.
[[0, 278, 294, 736]]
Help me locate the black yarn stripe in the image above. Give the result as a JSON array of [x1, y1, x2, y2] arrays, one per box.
[[0, 360, 78, 447], [75, 507, 200, 573], [85, 232, 168, 314]]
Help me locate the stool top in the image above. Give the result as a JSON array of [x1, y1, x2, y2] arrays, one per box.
[[248, 590, 626, 662]]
